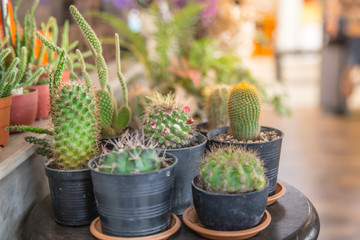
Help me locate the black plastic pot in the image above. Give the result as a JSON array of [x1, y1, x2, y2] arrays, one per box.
[[45, 167, 98, 226], [162, 133, 207, 215], [88, 153, 178, 237], [195, 122, 209, 136], [192, 176, 269, 231], [207, 126, 283, 196]]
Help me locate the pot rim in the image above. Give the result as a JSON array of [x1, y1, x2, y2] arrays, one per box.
[[158, 133, 207, 152], [45, 164, 90, 173], [192, 175, 269, 197], [0, 95, 12, 106], [207, 126, 284, 145], [88, 152, 178, 177], [12, 87, 38, 97]]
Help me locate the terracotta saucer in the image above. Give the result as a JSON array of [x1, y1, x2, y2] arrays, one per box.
[[267, 182, 286, 206], [182, 206, 271, 240], [90, 214, 180, 240]]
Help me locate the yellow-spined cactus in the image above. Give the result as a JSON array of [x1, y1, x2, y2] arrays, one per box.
[[227, 81, 261, 140]]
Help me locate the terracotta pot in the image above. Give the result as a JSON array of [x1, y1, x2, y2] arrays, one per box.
[[29, 84, 50, 120], [0, 95, 12, 146], [10, 88, 38, 133]]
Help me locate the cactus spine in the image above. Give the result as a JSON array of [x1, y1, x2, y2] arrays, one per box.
[[227, 81, 261, 140], [8, 50, 100, 169], [205, 86, 230, 130], [200, 147, 266, 194], [69, 5, 130, 136], [143, 93, 194, 149]]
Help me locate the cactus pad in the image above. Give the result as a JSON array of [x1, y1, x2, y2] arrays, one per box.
[[227, 81, 261, 140], [96, 89, 116, 128], [200, 147, 266, 194]]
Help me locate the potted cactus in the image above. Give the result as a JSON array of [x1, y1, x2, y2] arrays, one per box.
[[143, 93, 207, 215], [192, 146, 269, 231], [207, 81, 284, 196], [8, 49, 100, 226], [88, 133, 178, 237], [0, 46, 43, 145], [197, 85, 230, 135]]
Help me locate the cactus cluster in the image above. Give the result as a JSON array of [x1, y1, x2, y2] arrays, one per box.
[[0, 47, 43, 98], [204, 86, 230, 130], [99, 147, 161, 174], [69, 5, 131, 137], [227, 81, 261, 140], [9, 49, 100, 169], [200, 147, 266, 194], [143, 93, 194, 149]]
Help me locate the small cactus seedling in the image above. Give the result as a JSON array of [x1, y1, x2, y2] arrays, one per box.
[[200, 146, 266, 194], [227, 81, 261, 140], [143, 93, 194, 149], [204, 85, 230, 130]]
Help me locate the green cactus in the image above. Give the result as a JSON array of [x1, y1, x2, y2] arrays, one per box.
[[200, 147, 266, 194], [98, 146, 161, 174], [8, 49, 101, 170], [143, 93, 194, 149], [205, 86, 230, 130], [69, 5, 130, 136], [0, 47, 43, 98], [227, 81, 261, 140]]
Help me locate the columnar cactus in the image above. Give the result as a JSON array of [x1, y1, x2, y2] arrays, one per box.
[[99, 147, 161, 174], [200, 147, 266, 194], [204, 86, 230, 130], [69, 5, 131, 136], [8, 49, 100, 169], [143, 93, 194, 149], [227, 81, 261, 140]]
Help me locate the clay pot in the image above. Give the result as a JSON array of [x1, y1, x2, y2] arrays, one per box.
[[29, 83, 50, 120], [61, 70, 70, 86], [10, 88, 38, 133], [0, 95, 12, 146]]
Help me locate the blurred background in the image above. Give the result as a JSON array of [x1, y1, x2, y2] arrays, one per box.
[[6, 0, 360, 239]]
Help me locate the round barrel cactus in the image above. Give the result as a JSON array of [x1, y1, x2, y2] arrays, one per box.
[[200, 147, 266, 194], [143, 93, 194, 149]]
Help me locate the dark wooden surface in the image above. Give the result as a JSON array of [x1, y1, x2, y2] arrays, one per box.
[[23, 182, 320, 240]]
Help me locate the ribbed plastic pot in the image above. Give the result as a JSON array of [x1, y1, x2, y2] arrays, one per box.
[[0, 95, 12, 147], [161, 134, 207, 215], [10, 88, 38, 133], [88, 153, 178, 237], [45, 166, 98, 226], [192, 176, 269, 231], [207, 126, 283, 196], [29, 83, 50, 120]]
